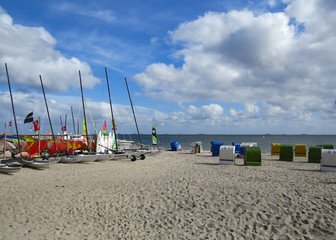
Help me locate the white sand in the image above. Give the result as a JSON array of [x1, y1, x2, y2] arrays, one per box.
[[0, 151, 336, 239]]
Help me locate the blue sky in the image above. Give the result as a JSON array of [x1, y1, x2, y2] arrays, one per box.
[[1, 0, 336, 135]]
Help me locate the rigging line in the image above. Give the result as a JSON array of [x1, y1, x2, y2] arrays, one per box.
[[85, 101, 98, 135]]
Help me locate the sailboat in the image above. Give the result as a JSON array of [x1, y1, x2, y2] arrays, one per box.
[[18, 74, 61, 169], [59, 71, 98, 163], [99, 67, 129, 161]]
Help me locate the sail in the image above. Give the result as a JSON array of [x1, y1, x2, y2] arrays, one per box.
[[152, 125, 158, 145], [102, 121, 108, 136], [83, 117, 86, 135]]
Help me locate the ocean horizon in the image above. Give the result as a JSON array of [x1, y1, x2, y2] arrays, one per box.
[[118, 134, 336, 153]]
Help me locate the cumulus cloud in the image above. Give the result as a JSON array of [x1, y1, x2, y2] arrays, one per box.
[[0, 10, 100, 91], [134, 0, 336, 127]]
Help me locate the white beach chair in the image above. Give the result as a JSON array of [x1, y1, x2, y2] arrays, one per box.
[[219, 146, 235, 165]]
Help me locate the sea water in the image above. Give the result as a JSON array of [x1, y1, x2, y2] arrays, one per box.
[[119, 134, 336, 153]]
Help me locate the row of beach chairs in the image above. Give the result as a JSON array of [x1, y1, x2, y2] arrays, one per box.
[[170, 140, 336, 171], [271, 143, 336, 171]]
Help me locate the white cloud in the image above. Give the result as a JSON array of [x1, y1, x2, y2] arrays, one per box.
[[134, 0, 336, 129], [0, 11, 100, 91], [56, 3, 116, 23], [187, 104, 223, 121]]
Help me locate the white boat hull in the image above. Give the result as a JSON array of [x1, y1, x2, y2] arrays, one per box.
[[0, 164, 22, 174], [96, 153, 115, 161], [19, 158, 59, 169]]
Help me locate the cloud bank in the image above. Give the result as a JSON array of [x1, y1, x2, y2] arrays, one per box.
[[134, 0, 336, 131], [0, 7, 100, 91]]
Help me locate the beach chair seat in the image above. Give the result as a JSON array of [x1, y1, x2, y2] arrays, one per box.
[[190, 141, 202, 154]]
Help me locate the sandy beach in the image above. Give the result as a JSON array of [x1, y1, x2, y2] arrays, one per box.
[[0, 151, 336, 239]]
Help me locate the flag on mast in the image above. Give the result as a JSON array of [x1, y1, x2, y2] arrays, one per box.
[[24, 112, 33, 124], [33, 119, 40, 132]]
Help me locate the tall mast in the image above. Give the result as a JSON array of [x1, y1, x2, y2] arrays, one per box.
[[5, 63, 22, 158], [124, 78, 142, 148], [105, 67, 118, 152], [71, 107, 76, 134], [79, 70, 90, 151], [60, 116, 63, 131], [39, 75, 58, 154]]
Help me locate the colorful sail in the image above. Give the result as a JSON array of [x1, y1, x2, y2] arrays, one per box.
[[102, 121, 108, 135], [83, 117, 86, 135], [152, 125, 158, 145]]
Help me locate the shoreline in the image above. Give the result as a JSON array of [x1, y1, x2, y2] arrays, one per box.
[[1, 151, 335, 239]]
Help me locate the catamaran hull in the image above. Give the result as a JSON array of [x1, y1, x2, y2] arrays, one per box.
[[19, 158, 59, 169], [96, 153, 115, 161], [0, 164, 22, 174]]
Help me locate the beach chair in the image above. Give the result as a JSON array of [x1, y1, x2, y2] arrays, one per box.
[[295, 144, 307, 157], [238, 142, 257, 158], [320, 149, 336, 172], [244, 146, 262, 166], [232, 142, 241, 154], [271, 143, 281, 156], [170, 141, 179, 151], [308, 146, 322, 163], [219, 146, 235, 164], [211, 141, 225, 156], [190, 141, 202, 154], [279, 145, 293, 161]]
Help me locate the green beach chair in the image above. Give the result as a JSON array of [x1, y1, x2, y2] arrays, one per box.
[[279, 145, 293, 162], [244, 146, 262, 166], [308, 146, 322, 163]]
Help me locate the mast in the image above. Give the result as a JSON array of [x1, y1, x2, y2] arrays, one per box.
[[60, 116, 63, 132], [5, 63, 22, 158], [78, 70, 90, 151], [105, 67, 118, 152], [124, 77, 142, 148], [39, 75, 58, 154], [71, 107, 76, 134]]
